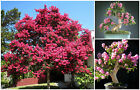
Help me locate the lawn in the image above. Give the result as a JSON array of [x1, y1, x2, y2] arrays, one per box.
[[8, 83, 59, 89]]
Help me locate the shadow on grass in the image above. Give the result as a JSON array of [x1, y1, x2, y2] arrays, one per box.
[[18, 86, 60, 89]]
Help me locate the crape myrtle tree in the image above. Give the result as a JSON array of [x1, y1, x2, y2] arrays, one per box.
[[99, 2, 136, 32], [2, 5, 93, 88], [95, 39, 139, 84]]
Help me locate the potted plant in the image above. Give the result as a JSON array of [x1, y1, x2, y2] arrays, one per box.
[[99, 2, 136, 39], [95, 39, 139, 89]]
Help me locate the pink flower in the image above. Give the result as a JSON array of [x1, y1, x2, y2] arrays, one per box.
[[134, 54, 139, 60], [126, 12, 129, 15], [100, 69, 104, 74], [104, 18, 110, 24], [113, 48, 118, 53], [131, 16, 134, 20], [54, 59, 60, 62], [119, 59, 123, 63], [122, 39, 128, 44], [99, 23, 103, 29], [118, 42, 123, 48], [86, 69, 90, 73], [104, 26, 109, 30], [123, 19, 129, 24], [133, 63, 137, 66], [132, 20, 135, 24], [113, 3, 116, 6], [118, 3, 122, 8], [102, 52, 109, 61], [98, 59, 102, 65], [125, 15, 129, 19], [111, 22, 115, 25], [104, 19, 107, 24], [116, 55, 120, 60], [37, 59, 43, 62], [127, 52, 132, 59], [107, 10, 111, 16], [95, 59, 98, 64], [122, 53, 126, 60], [121, 13, 124, 19], [101, 75, 105, 79], [105, 72, 109, 76], [107, 18, 110, 23], [97, 67, 101, 71], [102, 43, 105, 48], [110, 3, 114, 9], [124, 64, 128, 66], [111, 52, 116, 60], [95, 77, 99, 80]]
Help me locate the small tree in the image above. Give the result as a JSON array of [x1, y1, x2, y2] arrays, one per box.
[[2, 5, 93, 88], [99, 2, 136, 32], [95, 39, 138, 84]]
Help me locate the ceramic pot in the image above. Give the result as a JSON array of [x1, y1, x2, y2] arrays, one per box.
[[104, 32, 131, 39], [104, 82, 127, 89]]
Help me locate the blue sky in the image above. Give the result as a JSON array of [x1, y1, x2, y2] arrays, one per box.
[[1, 1, 94, 30]]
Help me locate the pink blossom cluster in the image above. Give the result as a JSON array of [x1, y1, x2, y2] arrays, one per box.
[[95, 39, 139, 80], [101, 2, 136, 31], [2, 5, 93, 78], [110, 2, 122, 9], [99, 18, 115, 31], [117, 12, 136, 25]]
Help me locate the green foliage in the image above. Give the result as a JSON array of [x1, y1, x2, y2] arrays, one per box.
[[75, 67, 94, 89], [105, 30, 130, 34], [1, 8, 21, 55], [1, 72, 11, 88]]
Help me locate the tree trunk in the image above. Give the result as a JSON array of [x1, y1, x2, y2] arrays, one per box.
[[47, 69, 50, 89], [110, 72, 119, 83], [111, 18, 122, 31], [110, 61, 119, 83]]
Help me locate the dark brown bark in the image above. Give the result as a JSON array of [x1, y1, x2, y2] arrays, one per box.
[[47, 69, 50, 89]]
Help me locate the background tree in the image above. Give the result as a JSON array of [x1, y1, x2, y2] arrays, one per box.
[[2, 5, 93, 89], [1, 8, 21, 55]]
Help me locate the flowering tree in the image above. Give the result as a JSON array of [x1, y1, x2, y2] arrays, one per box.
[[95, 39, 139, 84], [2, 5, 93, 88], [99, 2, 136, 31]]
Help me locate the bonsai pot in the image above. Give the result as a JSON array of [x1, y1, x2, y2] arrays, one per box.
[[104, 82, 127, 89], [104, 30, 131, 39]]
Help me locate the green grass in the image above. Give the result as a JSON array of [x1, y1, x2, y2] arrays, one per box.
[[105, 30, 130, 34], [8, 83, 59, 89]]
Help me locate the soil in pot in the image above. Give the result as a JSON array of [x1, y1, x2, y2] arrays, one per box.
[[105, 30, 130, 34], [104, 82, 128, 89]]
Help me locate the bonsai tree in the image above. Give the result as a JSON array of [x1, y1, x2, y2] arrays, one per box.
[[95, 39, 138, 85], [2, 5, 93, 89], [99, 2, 136, 33]]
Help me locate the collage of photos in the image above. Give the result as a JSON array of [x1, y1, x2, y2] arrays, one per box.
[[95, 1, 139, 89], [1, 0, 139, 89]]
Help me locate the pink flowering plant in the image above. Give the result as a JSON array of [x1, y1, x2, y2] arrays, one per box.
[[2, 5, 93, 88], [95, 39, 139, 84], [99, 2, 136, 32]]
